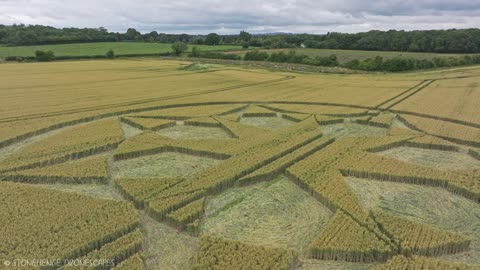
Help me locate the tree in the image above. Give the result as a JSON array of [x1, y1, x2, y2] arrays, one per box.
[[190, 46, 200, 57], [145, 31, 159, 41], [205, 33, 220, 45], [179, 33, 190, 42], [171, 42, 188, 56], [125, 28, 141, 40], [239, 31, 252, 42], [244, 50, 269, 61], [343, 59, 361, 69], [382, 57, 416, 72], [106, 49, 115, 59], [35, 50, 55, 61]]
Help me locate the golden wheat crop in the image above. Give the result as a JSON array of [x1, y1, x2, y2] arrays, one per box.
[[392, 76, 480, 125], [310, 210, 393, 262], [111, 253, 145, 270], [399, 115, 480, 146], [241, 105, 277, 117], [2, 155, 109, 184], [120, 117, 176, 130], [376, 255, 479, 270], [193, 236, 298, 270], [0, 181, 139, 266], [371, 211, 470, 256], [0, 119, 124, 172], [1, 60, 479, 269]]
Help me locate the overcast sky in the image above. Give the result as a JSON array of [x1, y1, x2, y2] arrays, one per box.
[[1, 0, 479, 34]]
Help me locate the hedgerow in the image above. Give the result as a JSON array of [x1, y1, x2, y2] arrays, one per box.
[[239, 50, 480, 72]]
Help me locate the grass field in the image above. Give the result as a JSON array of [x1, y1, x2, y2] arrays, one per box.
[[227, 48, 464, 63], [0, 41, 242, 57], [0, 58, 479, 270]]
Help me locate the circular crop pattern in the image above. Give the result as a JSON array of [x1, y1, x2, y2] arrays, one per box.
[[0, 101, 479, 270]]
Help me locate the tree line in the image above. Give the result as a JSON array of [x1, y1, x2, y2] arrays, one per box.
[[15, 44, 480, 73], [158, 43, 480, 72], [303, 29, 480, 53], [0, 24, 248, 46], [241, 50, 480, 72], [1, 24, 480, 53]]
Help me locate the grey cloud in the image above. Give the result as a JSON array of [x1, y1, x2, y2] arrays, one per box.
[[0, 0, 479, 34]]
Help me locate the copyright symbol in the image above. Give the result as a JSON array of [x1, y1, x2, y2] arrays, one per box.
[[3, 260, 11, 267]]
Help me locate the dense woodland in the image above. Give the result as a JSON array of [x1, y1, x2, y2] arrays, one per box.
[[1, 24, 480, 53], [303, 29, 480, 53]]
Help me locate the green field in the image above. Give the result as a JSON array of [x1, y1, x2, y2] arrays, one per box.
[[1, 42, 463, 64], [296, 48, 463, 62], [0, 42, 242, 57], [228, 48, 464, 63]]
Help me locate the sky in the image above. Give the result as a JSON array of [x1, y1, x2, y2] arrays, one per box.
[[1, 0, 479, 34]]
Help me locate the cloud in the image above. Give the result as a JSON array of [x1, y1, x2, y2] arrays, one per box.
[[0, 0, 479, 34]]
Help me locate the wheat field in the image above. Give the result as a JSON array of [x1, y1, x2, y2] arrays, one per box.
[[0, 59, 479, 270]]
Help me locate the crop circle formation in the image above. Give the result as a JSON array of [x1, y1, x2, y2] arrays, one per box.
[[0, 61, 479, 270]]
